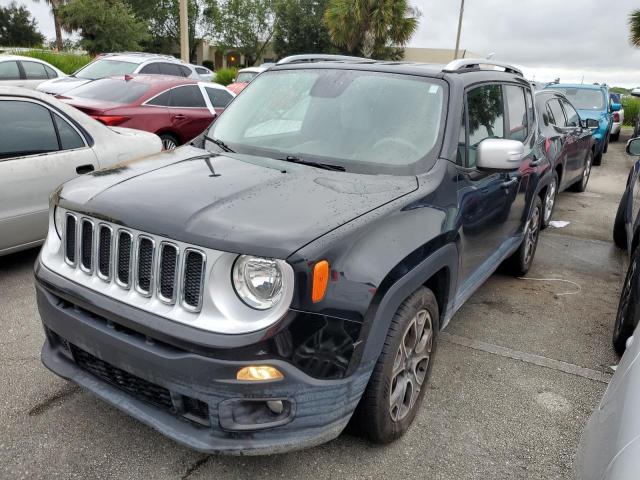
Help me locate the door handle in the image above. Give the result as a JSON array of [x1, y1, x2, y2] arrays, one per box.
[[501, 177, 518, 189], [173, 114, 187, 119], [76, 164, 95, 175]]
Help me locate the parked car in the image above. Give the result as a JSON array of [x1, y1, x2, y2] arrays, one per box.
[[36, 57, 550, 454], [544, 83, 619, 165], [534, 89, 597, 227], [609, 92, 624, 142], [59, 75, 235, 150], [0, 86, 161, 257], [0, 54, 65, 89], [191, 64, 214, 82], [37, 52, 198, 96], [226, 66, 268, 94]]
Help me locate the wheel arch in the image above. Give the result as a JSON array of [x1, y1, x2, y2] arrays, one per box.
[[155, 129, 182, 145]]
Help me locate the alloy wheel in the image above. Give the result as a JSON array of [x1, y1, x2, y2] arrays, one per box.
[[582, 156, 592, 187], [389, 309, 433, 422], [544, 179, 557, 223], [162, 138, 177, 150], [524, 204, 541, 265]]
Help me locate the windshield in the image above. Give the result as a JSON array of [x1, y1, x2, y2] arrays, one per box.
[[236, 71, 258, 83], [206, 69, 446, 174], [66, 78, 149, 103], [552, 87, 605, 110], [75, 59, 138, 80]]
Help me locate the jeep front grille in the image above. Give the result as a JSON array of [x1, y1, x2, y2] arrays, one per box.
[[62, 214, 206, 312]]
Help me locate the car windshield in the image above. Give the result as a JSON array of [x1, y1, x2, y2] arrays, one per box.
[[74, 59, 138, 80], [236, 72, 258, 83], [552, 87, 605, 110], [66, 78, 149, 103], [206, 69, 446, 175]]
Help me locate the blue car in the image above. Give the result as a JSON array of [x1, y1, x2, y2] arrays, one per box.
[[544, 83, 621, 165]]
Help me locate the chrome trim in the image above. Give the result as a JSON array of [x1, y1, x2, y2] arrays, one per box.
[[79, 218, 94, 274], [180, 248, 206, 313], [63, 213, 78, 267], [96, 223, 113, 282], [157, 242, 180, 305], [115, 229, 133, 290], [134, 235, 155, 297]]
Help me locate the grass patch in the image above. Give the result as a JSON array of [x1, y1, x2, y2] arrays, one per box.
[[16, 49, 91, 75], [622, 96, 640, 126]]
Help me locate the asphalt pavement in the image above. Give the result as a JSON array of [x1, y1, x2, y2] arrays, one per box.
[[0, 130, 632, 479]]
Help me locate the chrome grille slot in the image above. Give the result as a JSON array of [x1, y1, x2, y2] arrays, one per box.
[[116, 231, 133, 288], [97, 225, 112, 280], [158, 243, 179, 304], [64, 214, 77, 265], [80, 219, 94, 272], [135, 236, 155, 296], [182, 249, 205, 311]]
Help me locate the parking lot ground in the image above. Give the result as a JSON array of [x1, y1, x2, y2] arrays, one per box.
[[0, 130, 633, 479]]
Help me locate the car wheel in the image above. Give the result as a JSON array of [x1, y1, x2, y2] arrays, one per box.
[[613, 190, 629, 249], [593, 148, 602, 166], [160, 133, 179, 150], [354, 286, 439, 443], [613, 245, 640, 355], [503, 196, 542, 276], [570, 151, 593, 193], [541, 172, 558, 229], [603, 135, 609, 154], [611, 131, 620, 142]]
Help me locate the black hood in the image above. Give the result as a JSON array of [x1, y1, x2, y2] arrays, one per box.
[[58, 146, 418, 258]]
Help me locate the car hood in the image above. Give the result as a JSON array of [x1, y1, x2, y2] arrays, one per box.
[[57, 146, 418, 258], [37, 76, 91, 95]]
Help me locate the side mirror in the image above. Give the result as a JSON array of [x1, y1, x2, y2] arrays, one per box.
[[476, 138, 524, 170], [582, 118, 599, 128], [611, 102, 622, 112], [627, 137, 640, 156]]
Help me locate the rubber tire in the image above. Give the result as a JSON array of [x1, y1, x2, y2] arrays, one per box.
[[569, 150, 593, 193], [593, 149, 603, 166], [613, 245, 640, 355], [160, 133, 179, 150], [354, 287, 439, 443], [541, 172, 558, 230], [611, 131, 620, 142], [603, 135, 609, 154], [503, 196, 542, 277], [613, 190, 629, 250]]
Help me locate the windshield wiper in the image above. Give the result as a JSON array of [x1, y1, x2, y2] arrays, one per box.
[[277, 155, 345, 172], [203, 134, 235, 153]]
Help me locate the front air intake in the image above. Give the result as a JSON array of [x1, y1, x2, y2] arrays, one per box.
[[135, 236, 154, 295], [182, 250, 205, 311]]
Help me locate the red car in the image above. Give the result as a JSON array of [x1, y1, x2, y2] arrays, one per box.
[[226, 66, 267, 95], [59, 75, 235, 149]]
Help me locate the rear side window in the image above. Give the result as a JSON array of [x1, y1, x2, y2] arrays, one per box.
[[54, 114, 84, 150], [169, 85, 206, 107], [547, 99, 566, 127], [196, 67, 208, 74], [67, 78, 150, 103], [505, 85, 528, 142], [0, 101, 59, 158], [0, 61, 20, 80], [466, 84, 505, 167], [44, 65, 58, 79], [157, 63, 184, 77], [178, 65, 192, 77], [139, 63, 160, 74], [146, 90, 172, 106], [561, 100, 579, 127], [204, 87, 233, 108], [21, 61, 48, 80]]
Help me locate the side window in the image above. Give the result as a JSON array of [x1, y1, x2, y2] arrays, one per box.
[[0, 100, 59, 158], [44, 65, 58, 79], [0, 61, 21, 80], [504, 85, 528, 142], [178, 65, 192, 77], [139, 63, 160, 75], [457, 106, 466, 165], [169, 85, 206, 108], [205, 87, 233, 108], [157, 63, 183, 77], [561, 100, 579, 127], [146, 90, 172, 106], [525, 89, 535, 132], [547, 99, 566, 127], [21, 61, 48, 80], [466, 84, 505, 167], [53, 114, 85, 150], [545, 104, 555, 126], [196, 67, 207, 74]]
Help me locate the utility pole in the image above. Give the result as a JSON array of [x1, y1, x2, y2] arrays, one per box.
[[179, 0, 189, 62], [454, 0, 465, 60]]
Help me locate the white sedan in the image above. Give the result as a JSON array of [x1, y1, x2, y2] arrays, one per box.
[[0, 87, 163, 256], [0, 54, 66, 89]]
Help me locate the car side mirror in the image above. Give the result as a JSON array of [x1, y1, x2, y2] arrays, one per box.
[[476, 138, 524, 170], [582, 118, 599, 128], [611, 102, 622, 112], [627, 137, 640, 156]]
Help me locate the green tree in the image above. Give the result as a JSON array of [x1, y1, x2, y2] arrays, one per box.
[[630, 9, 640, 46], [0, 2, 45, 47], [324, 0, 420, 59], [33, 0, 65, 51], [273, 0, 332, 58], [58, 0, 149, 55], [203, 0, 275, 66]]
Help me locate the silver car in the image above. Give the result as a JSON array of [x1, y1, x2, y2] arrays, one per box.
[[0, 87, 162, 256], [0, 55, 66, 89]]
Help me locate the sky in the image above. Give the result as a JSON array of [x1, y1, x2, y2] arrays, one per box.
[[4, 0, 640, 88]]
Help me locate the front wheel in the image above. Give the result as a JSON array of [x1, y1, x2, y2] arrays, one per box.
[[613, 246, 640, 355], [603, 135, 609, 154], [160, 133, 179, 150], [503, 196, 542, 276], [570, 151, 593, 193], [613, 190, 629, 249], [354, 286, 439, 443]]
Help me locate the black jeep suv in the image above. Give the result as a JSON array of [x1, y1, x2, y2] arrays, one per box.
[[36, 56, 551, 454]]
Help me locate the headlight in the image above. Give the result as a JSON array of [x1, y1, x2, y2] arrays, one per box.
[[54, 206, 65, 239], [232, 255, 283, 310]]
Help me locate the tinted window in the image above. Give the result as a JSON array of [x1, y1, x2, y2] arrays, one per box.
[[505, 85, 528, 142], [196, 67, 208, 74], [0, 101, 58, 158], [67, 78, 150, 103], [22, 61, 48, 80], [548, 99, 566, 127], [0, 61, 20, 80], [44, 65, 58, 79], [205, 87, 233, 108], [139, 63, 160, 74], [178, 65, 192, 77], [157, 63, 183, 77], [146, 90, 172, 106], [75, 59, 137, 80], [561, 100, 579, 127], [466, 84, 505, 167], [54, 114, 84, 149], [169, 85, 206, 107]]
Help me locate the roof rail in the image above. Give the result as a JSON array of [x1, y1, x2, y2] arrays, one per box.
[[276, 54, 374, 65], [443, 58, 523, 77], [100, 52, 179, 61]]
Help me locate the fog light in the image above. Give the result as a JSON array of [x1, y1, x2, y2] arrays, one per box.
[[236, 365, 283, 381]]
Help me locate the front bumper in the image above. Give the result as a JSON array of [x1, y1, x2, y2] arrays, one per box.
[[36, 260, 371, 455]]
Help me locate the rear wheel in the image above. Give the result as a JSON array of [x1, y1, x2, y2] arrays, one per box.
[[611, 131, 620, 142], [354, 287, 439, 443], [570, 151, 593, 192], [613, 190, 629, 249], [541, 172, 558, 229], [503, 196, 542, 276], [613, 245, 640, 355], [603, 135, 609, 153], [160, 133, 179, 150]]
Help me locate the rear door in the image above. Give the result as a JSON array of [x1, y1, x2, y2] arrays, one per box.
[[0, 98, 96, 252], [0, 60, 23, 87], [201, 85, 234, 115], [168, 85, 215, 142], [19, 61, 50, 89]]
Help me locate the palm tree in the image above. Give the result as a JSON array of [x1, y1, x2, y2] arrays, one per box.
[[35, 0, 65, 51], [324, 0, 420, 59], [630, 9, 640, 47]]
